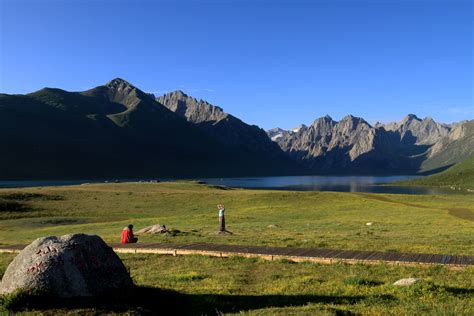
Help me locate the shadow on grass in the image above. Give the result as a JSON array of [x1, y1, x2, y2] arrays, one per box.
[[4, 286, 368, 315], [343, 278, 384, 286], [444, 287, 474, 295]]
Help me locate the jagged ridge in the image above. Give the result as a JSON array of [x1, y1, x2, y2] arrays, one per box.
[[268, 115, 473, 174]]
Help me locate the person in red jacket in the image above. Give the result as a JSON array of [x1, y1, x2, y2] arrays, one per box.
[[121, 224, 138, 244]]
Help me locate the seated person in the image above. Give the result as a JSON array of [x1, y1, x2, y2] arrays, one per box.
[[121, 224, 138, 244]]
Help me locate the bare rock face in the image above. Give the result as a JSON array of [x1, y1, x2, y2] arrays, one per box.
[[0, 234, 133, 297], [103, 78, 141, 109], [157, 90, 289, 158], [273, 115, 381, 169], [391, 114, 451, 145], [157, 90, 228, 124], [267, 113, 464, 173]]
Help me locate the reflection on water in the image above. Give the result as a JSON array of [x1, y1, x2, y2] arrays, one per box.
[[0, 175, 455, 195], [200, 175, 454, 195]]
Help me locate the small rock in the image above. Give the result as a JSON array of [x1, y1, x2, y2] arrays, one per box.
[[137, 224, 168, 234], [393, 278, 423, 286], [366, 222, 374, 226], [267, 224, 279, 228]]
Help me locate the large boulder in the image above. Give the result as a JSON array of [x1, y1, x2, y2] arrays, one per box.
[[0, 234, 133, 297]]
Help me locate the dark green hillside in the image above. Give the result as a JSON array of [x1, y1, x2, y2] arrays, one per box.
[[28, 88, 126, 115], [399, 155, 474, 190], [0, 79, 300, 180]]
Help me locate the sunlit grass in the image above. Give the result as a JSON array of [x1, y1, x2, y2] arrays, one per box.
[[0, 181, 472, 255], [1, 253, 472, 315]]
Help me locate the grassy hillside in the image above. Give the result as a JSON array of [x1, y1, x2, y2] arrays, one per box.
[[420, 120, 474, 173], [401, 156, 474, 191]]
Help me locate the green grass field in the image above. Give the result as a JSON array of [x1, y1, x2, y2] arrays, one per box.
[[0, 181, 473, 314], [0, 181, 473, 254], [1, 253, 473, 315]]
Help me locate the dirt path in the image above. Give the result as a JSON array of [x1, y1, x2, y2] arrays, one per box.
[[356, 193, 474, 221]]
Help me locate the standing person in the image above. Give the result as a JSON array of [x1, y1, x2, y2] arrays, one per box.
[[121, 224, 138, 244], [217, 204, 225, 232]]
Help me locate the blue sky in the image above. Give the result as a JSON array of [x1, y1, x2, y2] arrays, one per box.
[[1, 0, 472, 129]]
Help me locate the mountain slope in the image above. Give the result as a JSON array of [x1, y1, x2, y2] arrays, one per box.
[[157, 90, 299, 171], [381, 114, 451, 145], [420, 120, 474, 173], [0, 79, 301, 179], [399, 155, 474, 190]]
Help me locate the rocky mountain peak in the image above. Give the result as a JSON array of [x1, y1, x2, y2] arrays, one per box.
[[100, 78, 151, 109], [291, 124, 307, 133], [422, 116, 435, 123], [267, 127, 288, 141], [402, 113, 421, 123], [400, 114, 449, 144], [341, 114, 365, 122], [311, 115, 333, 124], [106, 78, 135, 91], [310, 116, 335, 131], [339, 115, 370, 129], [165, 90, 188, 99], [157, 91, 227, 124]]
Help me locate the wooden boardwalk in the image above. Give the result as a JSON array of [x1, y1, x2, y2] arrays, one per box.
[[2, 243, 471, 267]]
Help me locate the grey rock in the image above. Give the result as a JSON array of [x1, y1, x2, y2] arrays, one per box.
[[271, 114, 385, 170], [393, 278, 423, 286], [389, 114, 451, 145], [157, 90, 227, 124], [0, 234, 133, 297], [137, 224, 168, 234]]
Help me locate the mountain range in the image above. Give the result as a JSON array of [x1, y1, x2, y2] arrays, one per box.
[[0, 78, 472, 179], [0, 78, 299, 179], [267, 115, 473, 174]]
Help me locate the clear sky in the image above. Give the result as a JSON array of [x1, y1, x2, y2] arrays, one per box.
[[1, 0, 472, 129]]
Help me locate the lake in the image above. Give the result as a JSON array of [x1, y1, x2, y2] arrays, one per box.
[[200, 175, 454, 195], [0, 175, 454, 195]]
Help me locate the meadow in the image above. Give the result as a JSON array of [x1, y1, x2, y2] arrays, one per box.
[[0, 181, 473, 254], [0, 181, 473, 314], [1, 253, 473, 315]]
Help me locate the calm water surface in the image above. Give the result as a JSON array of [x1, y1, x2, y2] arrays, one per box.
[[200, 175, 454, 195], [0, 175, 454, 195]]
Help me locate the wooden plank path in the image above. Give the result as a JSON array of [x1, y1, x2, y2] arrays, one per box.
[[1, 243, 472, 267]]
